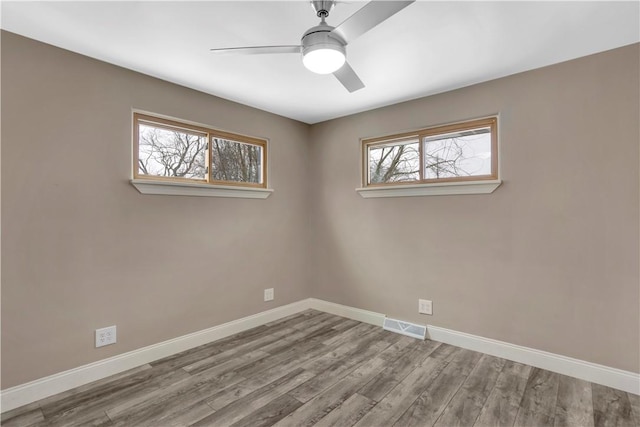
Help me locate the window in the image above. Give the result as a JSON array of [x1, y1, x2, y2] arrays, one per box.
[[133, 113, 267, 188], [362, 117, 498, 187]]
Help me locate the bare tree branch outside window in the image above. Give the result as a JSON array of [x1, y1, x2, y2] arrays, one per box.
[[211, 138, 262, 184], [369, 141, 420, 184], [138, 124, 207, 179], [423, 128, 492, 179]]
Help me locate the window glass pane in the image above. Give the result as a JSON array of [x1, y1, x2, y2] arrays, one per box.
[[211, 138, 262, 184], [368, 140, 420, 184], [423, 127, 492, 179], [138, 123, 207, 179]]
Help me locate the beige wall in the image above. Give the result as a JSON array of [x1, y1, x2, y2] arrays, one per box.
[[1, 32, 312, 388], [309, 43, 640, 373], [2, 31, 638, 390]]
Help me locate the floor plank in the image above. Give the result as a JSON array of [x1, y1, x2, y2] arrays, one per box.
[[474, 360, 532, 427], [312, 393, 376, 427], [274, 336, 412, 427], [231, 323, 347, 380], [149, 310, 324, 373], [229, 394, 302, 427], [104, 349, 262, 425], [592, 383, 635, 427], [554, 375, 594, 427], [0, 403, 46, 427], [180, 326, 295, 375], [393, 348, 484, 427], [204, 321, 377, 413], [273, 358, 387, 427], [628, 392, 640, 426], [359, 339, 441, 402], [321, 322, 377, 348], [329, 318, 361, 332], [205, 350, 325, 411], [288, 331, 404, 403], [133, 400, 215, 427], [44, 366, 191, 427], [37, 364, 153, 418], [353, 344, 460, 427], [434, 353, 506, 427], [298, 327, 387, 377], [194, 368, 314, 426], [513, 367, 561, 426]]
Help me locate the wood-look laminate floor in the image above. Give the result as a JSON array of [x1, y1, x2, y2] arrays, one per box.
[[2, 310, 639, 427]]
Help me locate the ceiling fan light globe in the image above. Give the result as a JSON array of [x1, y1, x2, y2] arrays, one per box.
[[303, 47, 345, 74]]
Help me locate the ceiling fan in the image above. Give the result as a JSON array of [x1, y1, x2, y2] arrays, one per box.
[[210, 0, 415, 92]]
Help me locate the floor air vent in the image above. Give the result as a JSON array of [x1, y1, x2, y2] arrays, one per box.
[[383, 317, 427, 340]]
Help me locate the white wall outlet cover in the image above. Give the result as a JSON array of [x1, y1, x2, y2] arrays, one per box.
[[418, 299, 433, 315], [95, 326, 117, 347], [264, 288, 274, 302]]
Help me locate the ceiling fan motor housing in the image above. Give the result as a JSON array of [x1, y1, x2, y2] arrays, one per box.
[[301, 24, 346, 58], [301, 24, 346, 74]]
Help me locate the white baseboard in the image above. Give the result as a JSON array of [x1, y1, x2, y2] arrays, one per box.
[[425, 325, 640, 395], [307, 298, 385, 326], [0, 300, 312, 412], [309, 301, 639, 395], [2, 298, 638, 413]]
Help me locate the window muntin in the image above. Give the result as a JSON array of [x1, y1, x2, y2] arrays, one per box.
[[363, 118, 497, 186], [134, 113, 267, 188]]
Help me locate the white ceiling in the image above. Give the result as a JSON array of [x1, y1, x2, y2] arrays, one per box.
[[2, 1, 639, 124]]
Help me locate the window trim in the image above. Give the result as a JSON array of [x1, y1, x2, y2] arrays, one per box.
[[133, 112, 268, 189], [361, 117, 498, 188], [130, 178, 274, 199], [355, 179, 502, 198]]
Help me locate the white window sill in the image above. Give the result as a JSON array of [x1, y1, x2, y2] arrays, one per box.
[[356, 179, 502, 198], [130, 179, 273, 199]]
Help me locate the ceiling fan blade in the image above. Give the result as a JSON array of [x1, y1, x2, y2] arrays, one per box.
[[333, 62, 365, 92], [331, 1, 415, 43], [210, 45, 301, 55]]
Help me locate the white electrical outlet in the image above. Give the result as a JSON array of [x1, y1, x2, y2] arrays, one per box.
[[418, 299, 433, 315], [264, 288, 274, 302], [95, 326, 117, 347]]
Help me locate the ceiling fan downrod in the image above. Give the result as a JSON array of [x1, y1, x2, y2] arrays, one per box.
[[311, 0, 335, 19]]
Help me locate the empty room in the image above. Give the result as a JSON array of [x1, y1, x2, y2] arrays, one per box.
[[1, 1, 639, 426]]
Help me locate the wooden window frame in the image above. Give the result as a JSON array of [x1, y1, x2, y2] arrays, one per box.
[[133, 113, 268, 189], [362, 117, 498, 187]]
